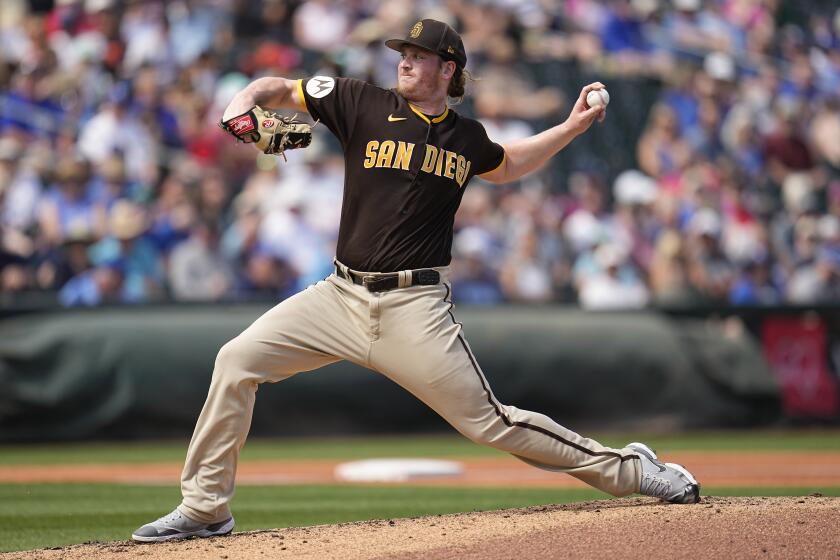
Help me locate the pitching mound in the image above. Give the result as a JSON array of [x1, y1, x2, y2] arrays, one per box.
[[4, 496, 838, 560]]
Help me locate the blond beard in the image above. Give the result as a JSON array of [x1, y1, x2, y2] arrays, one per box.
[[396, 83, 419, 102]]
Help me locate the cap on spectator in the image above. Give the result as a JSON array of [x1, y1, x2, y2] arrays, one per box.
[[107, 81, 132, 107], [274, 184, 307, 210], [350, 19, 386, 44], [672, 0, 700, 11], [563, 211, 603, 252], [454, 226, 494, 259], [656, 229, 683, 258], [704, 52, 736, 82], [817, 246, 840, 271], [85, 0, 113, 12], [98, 257, 125, 275], [63, 224, 97, 245], [794, 216, 819, 241], [55, 156, 90, 184], [214, 73, 251, 113], [819, 215, 840, 241], [109, 200, 147, 240], [783, 172, 817, 213], [632, 0, 659, 17], [595, 243, 626, 269], [688, 208, 722, 237], [100, 157, 126, 184], [0, 137, 22, 162], [614, 170, 658, 205]]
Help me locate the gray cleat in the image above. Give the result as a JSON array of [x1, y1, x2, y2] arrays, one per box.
[[132, 508, 234, 542], [628, 442, 701, 504]]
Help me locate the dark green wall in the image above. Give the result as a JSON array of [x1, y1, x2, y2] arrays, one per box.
[[0, 305, 780, 442]]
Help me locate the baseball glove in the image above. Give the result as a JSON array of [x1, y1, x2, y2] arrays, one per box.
[[219, 106, 312, 159]]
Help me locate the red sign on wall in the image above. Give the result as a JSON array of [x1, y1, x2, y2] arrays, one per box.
[[762, 315, 840, 418]]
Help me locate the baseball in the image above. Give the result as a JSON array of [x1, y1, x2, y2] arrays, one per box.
[[586, 88, 610, 109]]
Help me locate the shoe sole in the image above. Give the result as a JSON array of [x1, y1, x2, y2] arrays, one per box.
[[132, 518, 235, 543]]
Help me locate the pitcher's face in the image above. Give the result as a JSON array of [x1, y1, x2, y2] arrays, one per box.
[[396, 45, 453, 103]]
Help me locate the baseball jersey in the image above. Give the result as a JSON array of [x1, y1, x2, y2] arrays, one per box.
[[297, 76, 505, 272]]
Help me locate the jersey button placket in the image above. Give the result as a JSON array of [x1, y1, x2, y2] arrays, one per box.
[[368, 291, 381, 342], [400, 120, 433, 216]]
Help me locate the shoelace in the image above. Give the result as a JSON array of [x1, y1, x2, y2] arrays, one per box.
[[640, 472, 672, 498], [157, 510, 183, 525]]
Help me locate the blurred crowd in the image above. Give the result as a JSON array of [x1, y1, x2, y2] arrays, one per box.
[[1, 0, 839, 308]]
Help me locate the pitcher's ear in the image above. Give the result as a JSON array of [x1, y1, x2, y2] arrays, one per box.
[[443, 60, 456, 79]]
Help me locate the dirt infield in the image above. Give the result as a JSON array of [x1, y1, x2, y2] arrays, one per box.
[[3, 496, 838, 560], [2, 451, 839, 487], [3, 451, 839, 559]]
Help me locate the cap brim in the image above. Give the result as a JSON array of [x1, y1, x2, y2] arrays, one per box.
[[385, 38, 436, 55], [384, 38, 464, 67]]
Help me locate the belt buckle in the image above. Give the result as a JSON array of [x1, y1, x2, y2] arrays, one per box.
[[362, 275, 377, 289]]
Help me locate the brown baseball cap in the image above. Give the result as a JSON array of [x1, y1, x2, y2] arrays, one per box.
[[385, 18, 467, 69]]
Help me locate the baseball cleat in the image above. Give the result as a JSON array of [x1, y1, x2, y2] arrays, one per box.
[[131, 508, 234, 542], [628, 442, 701, 504]]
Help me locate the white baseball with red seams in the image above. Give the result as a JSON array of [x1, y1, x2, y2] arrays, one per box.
[[586, 88, 610, 108]]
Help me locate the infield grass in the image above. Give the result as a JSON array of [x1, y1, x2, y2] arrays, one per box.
[[0, 484, 602, 552], [1, 429, 839, 552], [0, 429, 838, 465], [2, 484, 839, 553]]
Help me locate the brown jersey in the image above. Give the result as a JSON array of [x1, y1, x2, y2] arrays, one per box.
[[298, 76, 505, 272]]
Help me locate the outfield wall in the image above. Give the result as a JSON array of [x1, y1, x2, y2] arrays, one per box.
[[3, 303, 834, 442]]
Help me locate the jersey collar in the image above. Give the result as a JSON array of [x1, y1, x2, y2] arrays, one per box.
[[408, 103, 449, 124]]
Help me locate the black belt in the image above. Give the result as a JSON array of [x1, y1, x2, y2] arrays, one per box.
[[335, 265, 441, 292]]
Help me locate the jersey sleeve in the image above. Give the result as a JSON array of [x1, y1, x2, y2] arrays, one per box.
[[298, 76, 367, 147], [472, 122, 506, 176]]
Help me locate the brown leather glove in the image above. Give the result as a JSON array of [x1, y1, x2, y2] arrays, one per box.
[[219, 105, 312, 158]]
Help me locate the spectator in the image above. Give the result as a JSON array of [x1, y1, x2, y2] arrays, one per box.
[[611, 169, 659, 271], [637, 102, 692, 179], [37, 155, 106, 246], [729, 255, 783, 306], [0, 136, 42, 234], [168, 220, 233, 302], [89, 154, 140, 209], [578, 243, 649, 309], [77, 83, 158, 185], [811, 96, 840, 173], [2, 0, 840, 309], [234, 248, 297, 302], [451, 227, 505, 304], [147, 163, 199, 253], [59, 258, 124, 307], [763, 101, 816, 188], [648, 229, 697, 305], [293, 0, 351, 53], [788, 246, 840, 303], [89, 200, 164, 303], [499, 227, 555, 302], [685, 208, 735, 303]]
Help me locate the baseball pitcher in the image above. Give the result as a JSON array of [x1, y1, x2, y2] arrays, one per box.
[[132, 18, 700, 543]]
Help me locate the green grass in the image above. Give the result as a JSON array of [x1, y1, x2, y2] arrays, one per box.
[[2, 484, 838, 553], [1, 429, 838, 465], [0, 484, 603, 552], [1, 430, 839, 552]]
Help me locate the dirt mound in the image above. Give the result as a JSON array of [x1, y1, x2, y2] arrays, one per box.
[[4, 496, 837, 560]]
